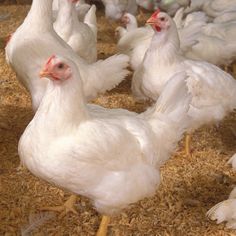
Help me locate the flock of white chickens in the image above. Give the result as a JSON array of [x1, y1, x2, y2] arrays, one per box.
[[3, 0, 236, 235]]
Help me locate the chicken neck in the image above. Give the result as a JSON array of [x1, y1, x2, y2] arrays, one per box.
[[145, 26, 181, 67], [35, 76, 89, 133]]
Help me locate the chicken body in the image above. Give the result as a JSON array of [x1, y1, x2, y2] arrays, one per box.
[[19, 55, 191, 215]]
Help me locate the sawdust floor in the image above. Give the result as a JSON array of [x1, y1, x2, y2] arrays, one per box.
[[1, 4, 236, 236]]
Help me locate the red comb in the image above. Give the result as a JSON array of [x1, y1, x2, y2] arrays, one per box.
[[46, 55, 56, 66], [151, 8, 161, 19]]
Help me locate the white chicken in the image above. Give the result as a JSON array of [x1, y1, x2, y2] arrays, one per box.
[[185, 0, 236, 19], [157, 0, 191, 16], [101, 0, 138, 21], [115, 13, 138, 40], [201, 21, 236, 42], [53, 0, 91, 21], [117, 8, 205, 71], [171, 7, 236, 67], [120, 12, 138, 32], [173, 7, 209, 28], [52, 0, 91, 21], [54, 0, 97, 62], [185, 20, 236, 67], [117, 26, 153, 70], [184, 0, 208, 14], [213, 11, 236, 23], [75, 0, 93, 21], [19, 54, 191, 235], [207, 153, 236, 229], [201, 0, 236, 18], [228, 153, 236, 170], [131, 10, 236, 155], [5, 0, 129, 111], [207, 191, 236, 229]]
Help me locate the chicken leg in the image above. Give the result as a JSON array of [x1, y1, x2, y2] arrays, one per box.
[[96, 215, 110, 236], [233, 63, 236, 77], [185, 133, 192, 157], [41, 194, 78, 219]]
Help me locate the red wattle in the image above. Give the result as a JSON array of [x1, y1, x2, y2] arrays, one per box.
[[155, 25, 161, 32]]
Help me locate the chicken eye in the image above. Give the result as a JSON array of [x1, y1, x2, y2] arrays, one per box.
[[160, 17, 165, 21], [58, 63, 64, 69]]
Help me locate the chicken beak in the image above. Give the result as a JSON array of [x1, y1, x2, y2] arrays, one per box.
[[39, 69, 50, 79], [146, 16, 156, 25]]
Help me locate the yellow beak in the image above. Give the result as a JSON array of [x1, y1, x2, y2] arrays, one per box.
[[39, 69, 50, 78], [146, 17, 156, 25]]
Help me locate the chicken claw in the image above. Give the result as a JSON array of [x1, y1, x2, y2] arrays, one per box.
[[41, 194, 78, 219]]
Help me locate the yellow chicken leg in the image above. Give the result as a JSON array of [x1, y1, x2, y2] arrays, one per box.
[[233, 63, 236, 76], [41, 194, 78, 219], [96, 215, 110, 236], [185, 133, 192, 157]]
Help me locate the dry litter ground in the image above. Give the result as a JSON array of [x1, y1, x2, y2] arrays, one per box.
[[1, 4, 236, 236]]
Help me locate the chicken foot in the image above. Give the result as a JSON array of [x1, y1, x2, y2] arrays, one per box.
[[41, 194, 78, 219]]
